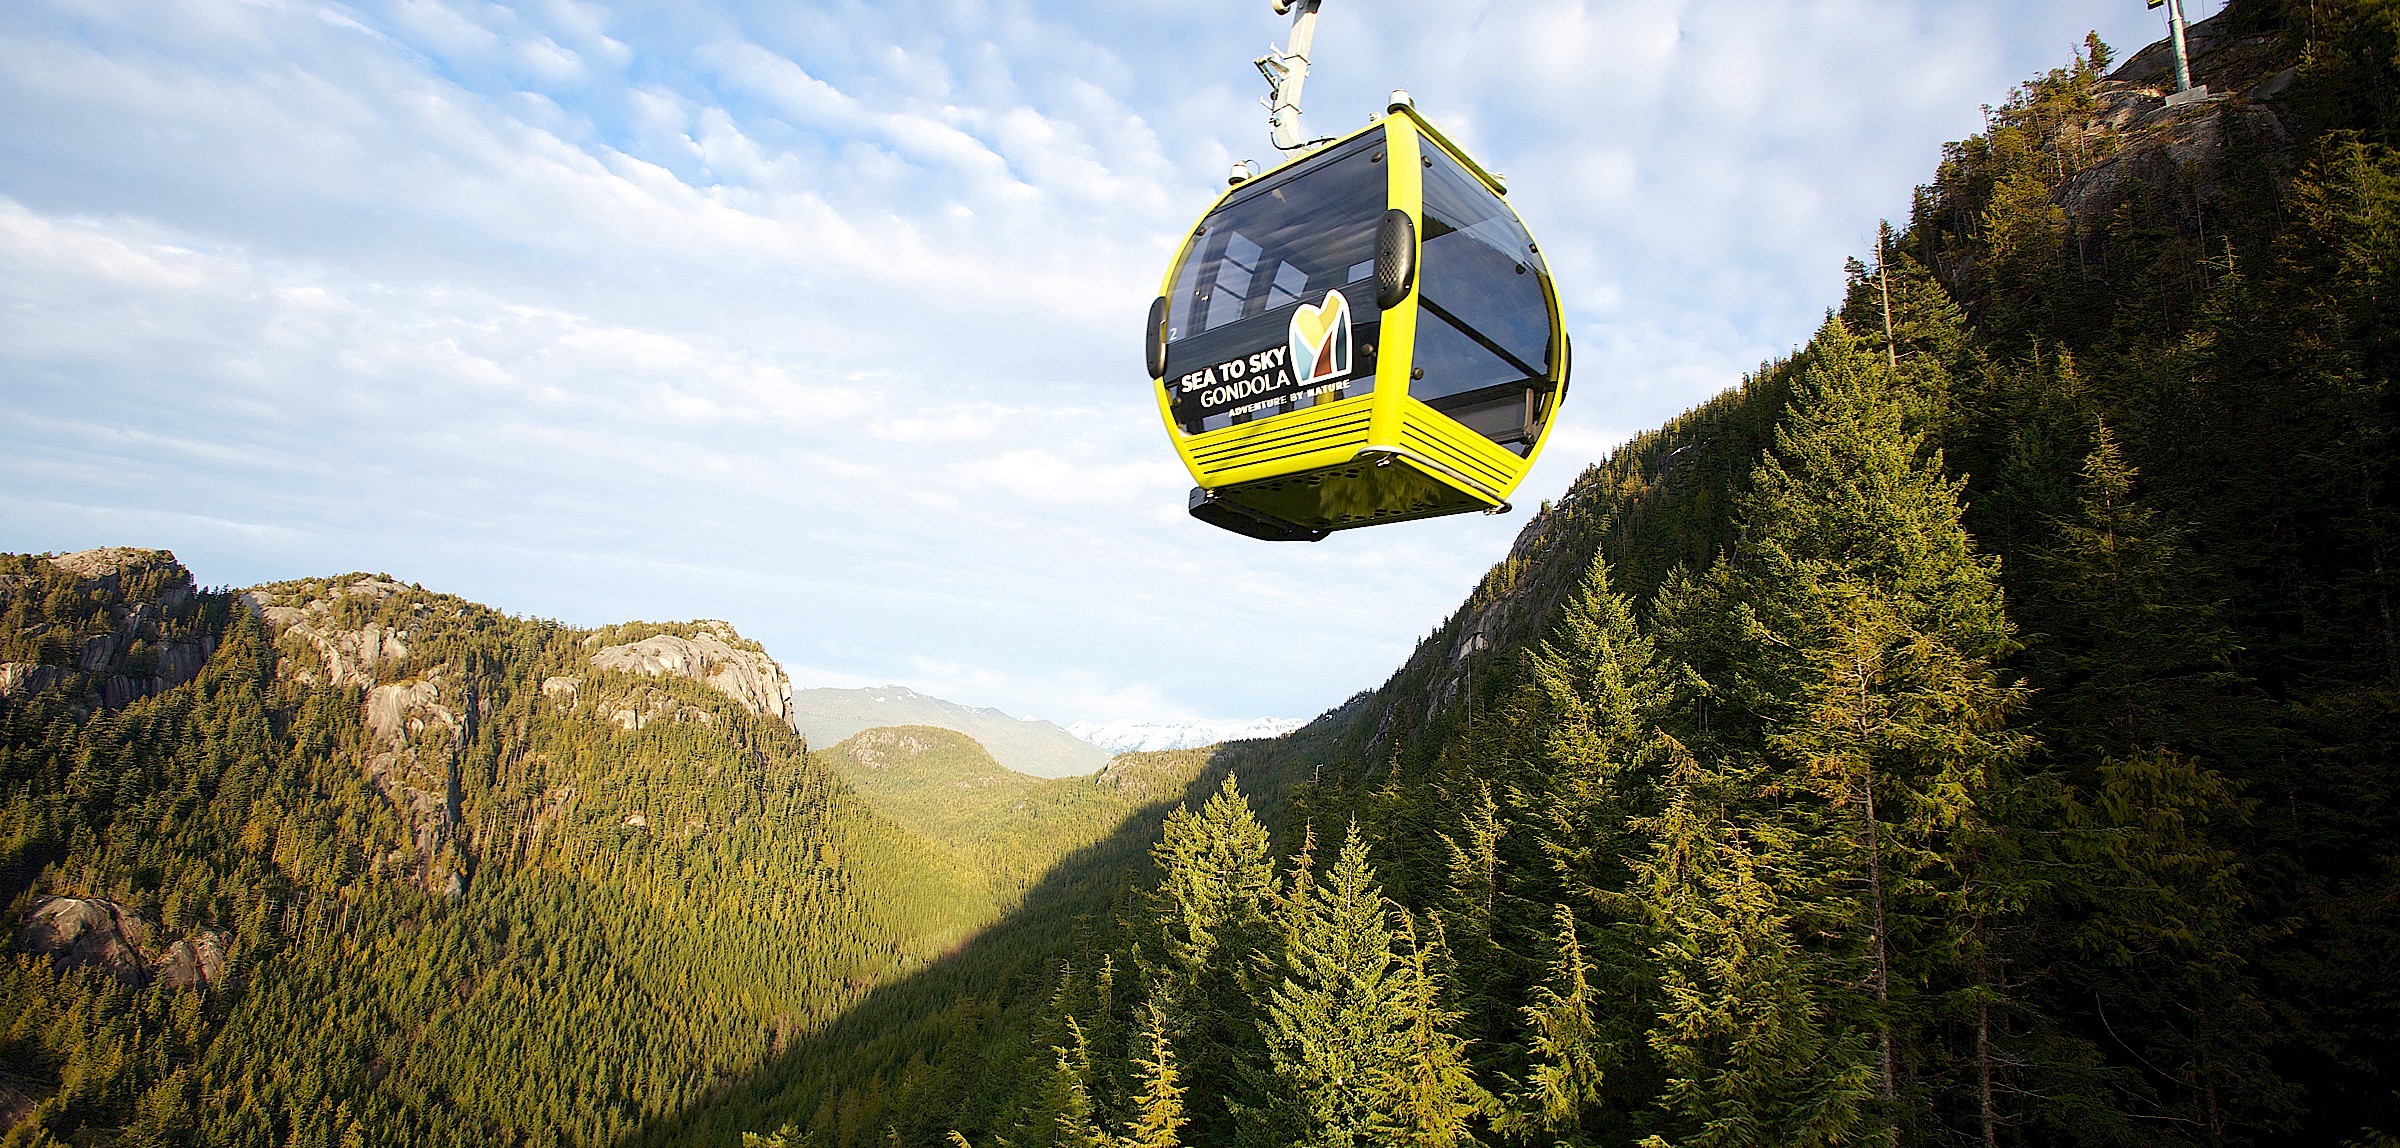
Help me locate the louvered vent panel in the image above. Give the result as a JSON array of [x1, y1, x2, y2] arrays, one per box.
[[1191, 411, 1373, 480]]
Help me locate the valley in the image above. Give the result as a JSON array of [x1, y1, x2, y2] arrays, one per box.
[[6, 2, 2400, 1145]]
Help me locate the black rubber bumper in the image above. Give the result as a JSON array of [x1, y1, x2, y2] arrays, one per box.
[[1188, 487, 1330, 542]]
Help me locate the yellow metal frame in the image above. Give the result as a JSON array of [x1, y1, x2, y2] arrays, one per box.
[[1151, 105, 1567, 534]]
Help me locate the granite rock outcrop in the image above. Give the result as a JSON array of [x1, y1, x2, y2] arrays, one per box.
[[244, 577, 472, 897], [363, 675, 468, 896], [242, 577, 415, 688], [15, 896, 230, 989], [589, 622, 791, 719], [0, 548, 216, 709]]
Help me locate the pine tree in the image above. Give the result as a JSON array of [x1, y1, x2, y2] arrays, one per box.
[[1840, 245, 1977, 442], [1259, 824, 1398, 1148], [1522, 556, 1661, 914], [1646, 319, 2029, 1141], [2026, 422, 2245, 762], [1511, 553, 1667, 1121], [1119, 1003, 1187, 1148], [1374, 913, 1490, 1148], [1499, 904, 1606, 1139], [1041, 1016, 1108, 1148], [1634, 738, 1876, 1148], [1260, 823, 1482, 1148], [1142, 774, 1277, 1143], [1999, 419, 2296, 1133], [1434, 778, 1518, 1060]]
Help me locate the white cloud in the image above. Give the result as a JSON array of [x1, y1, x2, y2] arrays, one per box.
[[0, 0, 2208, 723], [0, 203, 213, 291]]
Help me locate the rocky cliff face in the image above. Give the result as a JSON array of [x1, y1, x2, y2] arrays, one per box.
[[242, 576, 475, 897], [0, 548, 218, 710], [363, 675, 468, 897], [588, 622, 791, 720], [234, 580, 800, 896], [16, 895, 229, 989], [8, 551, 804, 910], [244, 576, 414, 688], [2047, 8, 2301, 230]]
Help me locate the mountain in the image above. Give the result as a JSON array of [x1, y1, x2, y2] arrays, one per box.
[[1065, 716, 1306, 753], [0, 551, 1006, 1146], [788, 685, 1109, 778]]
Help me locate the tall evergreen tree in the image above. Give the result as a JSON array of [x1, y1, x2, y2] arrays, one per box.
[[2024, 424, 2246, 761], [1258, 824, 1399, 1148], [1842, 243, 1977, 443], [1259, 823, 1482, 1148], [1375, 915, 1490, 1148], [1141, 775, 1278, 1144], [1521, 557, 1662, 916], [1045, 1016, 1108, 1148], [1634, 738, 1876, 1148], [1648, 320, 2030, 1141], [1119, 1003, 1187, 1148], [1498, 904, 1607, 1141], [2010, 419, 2289, 1135], [1435, 778, 1523, 1066], [1501, 555, 1673, 1138]]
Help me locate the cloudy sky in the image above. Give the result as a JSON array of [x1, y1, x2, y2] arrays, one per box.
[[0, 0, 2204, 727]]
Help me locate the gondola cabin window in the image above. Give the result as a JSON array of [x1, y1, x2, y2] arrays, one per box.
[[1411, 140, 1556, 454], [1163, 129, 1387, 433]]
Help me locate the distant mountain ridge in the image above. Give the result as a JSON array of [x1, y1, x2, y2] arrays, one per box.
[[788, 685, 1109, 778], [1066, 716, 1304, 753], [813, 724, 1211, 897]]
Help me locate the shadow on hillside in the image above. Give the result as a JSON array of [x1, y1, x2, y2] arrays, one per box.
[[613, 367, 1753, 1146], [617, 728, 1338, 1148], [607, 343, 1745, 1147]]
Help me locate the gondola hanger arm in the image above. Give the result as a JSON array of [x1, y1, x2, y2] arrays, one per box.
[[1258, 0, 1336, 153]]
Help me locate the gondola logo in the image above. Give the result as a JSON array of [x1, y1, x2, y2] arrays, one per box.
[[1288, 290, 1353, 386]]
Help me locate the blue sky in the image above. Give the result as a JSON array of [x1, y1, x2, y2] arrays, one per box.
[[0, 0, 2206, 726]]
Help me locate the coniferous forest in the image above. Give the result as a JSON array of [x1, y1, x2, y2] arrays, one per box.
[[5, 1, 2398, 1145]]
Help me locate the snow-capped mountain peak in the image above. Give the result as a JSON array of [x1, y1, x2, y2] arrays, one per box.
[[1066, 717, 1305, 754]]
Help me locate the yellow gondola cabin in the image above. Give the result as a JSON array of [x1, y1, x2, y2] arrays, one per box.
[[1145, 100, 1570, 541]]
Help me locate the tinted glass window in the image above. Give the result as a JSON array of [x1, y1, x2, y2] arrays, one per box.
[[1166, 130, 1387, 343], [1411, 142, 1552, 409]]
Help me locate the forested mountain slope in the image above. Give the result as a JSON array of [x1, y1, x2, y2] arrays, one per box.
[[0, 553, 1000, 1146], [699, 3, 2400, 1144]]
